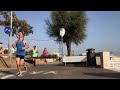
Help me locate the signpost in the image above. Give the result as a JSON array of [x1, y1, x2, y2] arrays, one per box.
[[60, 28, 65, 64], [9, 11, 12, 67], [4, 11, 13, 68], [4, 26, 12, 67]]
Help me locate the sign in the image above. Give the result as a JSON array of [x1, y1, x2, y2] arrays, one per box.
[[4, 26, 12, 34], [60, 28, 65, 37]]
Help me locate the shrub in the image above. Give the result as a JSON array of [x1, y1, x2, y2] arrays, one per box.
[[4, 49, 8, 54]]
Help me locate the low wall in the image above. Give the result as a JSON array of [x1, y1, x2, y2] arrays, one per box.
[[109, 59, 120, 72], [95, 52, 103, 67], [96, 52, 110, 69], [96, 52, 120, 72], [36, 58, 56, 62]]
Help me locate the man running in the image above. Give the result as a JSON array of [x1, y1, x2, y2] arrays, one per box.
[[12, 32, 30, 77], [32, 45, 39, 67]]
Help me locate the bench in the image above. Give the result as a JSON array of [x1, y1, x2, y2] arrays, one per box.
[[62, 56, 87, 66]]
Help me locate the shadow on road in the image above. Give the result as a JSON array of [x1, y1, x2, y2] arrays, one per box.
[[60, 62, 89, 67], [25, 59, 33, 64], [0, 70, 14, 74], [83, 72, 120, 79]]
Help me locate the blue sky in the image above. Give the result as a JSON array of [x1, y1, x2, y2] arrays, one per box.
[[0, 11, 120, 56]]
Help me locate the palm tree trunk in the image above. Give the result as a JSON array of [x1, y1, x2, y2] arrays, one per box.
[[66, 41, 71, 56]]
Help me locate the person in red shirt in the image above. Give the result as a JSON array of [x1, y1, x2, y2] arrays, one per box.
[[43, 48, 48, 64]]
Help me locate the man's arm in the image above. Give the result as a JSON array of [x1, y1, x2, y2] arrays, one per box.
[[12, 41, 17, 49], [23, 40, 30, 50]]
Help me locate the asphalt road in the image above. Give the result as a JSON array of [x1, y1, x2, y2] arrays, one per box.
[[0, 64, 120, 79]]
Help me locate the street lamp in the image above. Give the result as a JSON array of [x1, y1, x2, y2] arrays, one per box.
[[60, 28, 65, 63], [8, 11, 12, 67]]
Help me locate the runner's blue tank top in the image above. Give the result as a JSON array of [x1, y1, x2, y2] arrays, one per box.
[[16, 39, 26, 56]]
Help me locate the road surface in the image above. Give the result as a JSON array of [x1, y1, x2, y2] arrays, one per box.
[[0, 64, 120, 79]]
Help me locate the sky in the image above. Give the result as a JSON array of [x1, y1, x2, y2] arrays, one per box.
[[0, 11, 120, 56]]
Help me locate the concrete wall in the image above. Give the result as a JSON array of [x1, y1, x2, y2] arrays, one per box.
[[96, 52, 120, 72], [96, 52, 103, 67], [102, 52, 110, 69], [96, 52, 110, 69]]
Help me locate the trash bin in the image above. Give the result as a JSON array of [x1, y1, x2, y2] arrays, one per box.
[[86, 48, 96, 67]]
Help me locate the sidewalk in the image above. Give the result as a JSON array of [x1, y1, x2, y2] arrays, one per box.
[[0, 57, 60, 70]]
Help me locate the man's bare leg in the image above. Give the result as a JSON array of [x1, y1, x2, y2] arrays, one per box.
[[33, 58, 36, 66], [16, 58, 21, 75], [17, 59, 24, 76], [23, 62, 27, 70]]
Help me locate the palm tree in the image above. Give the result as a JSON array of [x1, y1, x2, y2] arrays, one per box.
[[45, 11, 88, 56]]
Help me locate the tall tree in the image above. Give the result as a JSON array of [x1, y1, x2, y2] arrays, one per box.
[[45, 11, 88, 56], [0, 11, 33, 37]]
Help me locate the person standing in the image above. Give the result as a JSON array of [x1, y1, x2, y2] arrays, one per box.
[[32, 45, 38, 67], [12, 32, 30, 77]]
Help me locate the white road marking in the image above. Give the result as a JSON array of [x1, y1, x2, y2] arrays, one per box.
[[0, 73, 5, 76], [1, 74, 14, 79], [0, 70, 27, 79], [43, 71, 57, 74], [0, 70, 57, 79], [30, 71, 44, 74], [22, 71, 27, 73]]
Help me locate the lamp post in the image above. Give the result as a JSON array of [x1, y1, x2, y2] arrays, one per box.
[[8, 11, 12, 67], [60, 28, 65, 63]]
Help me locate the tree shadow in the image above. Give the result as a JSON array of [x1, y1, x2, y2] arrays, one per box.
[[83, 71, 120, 79]]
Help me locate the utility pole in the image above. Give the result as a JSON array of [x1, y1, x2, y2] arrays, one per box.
[[8, 11, 12, 67]]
